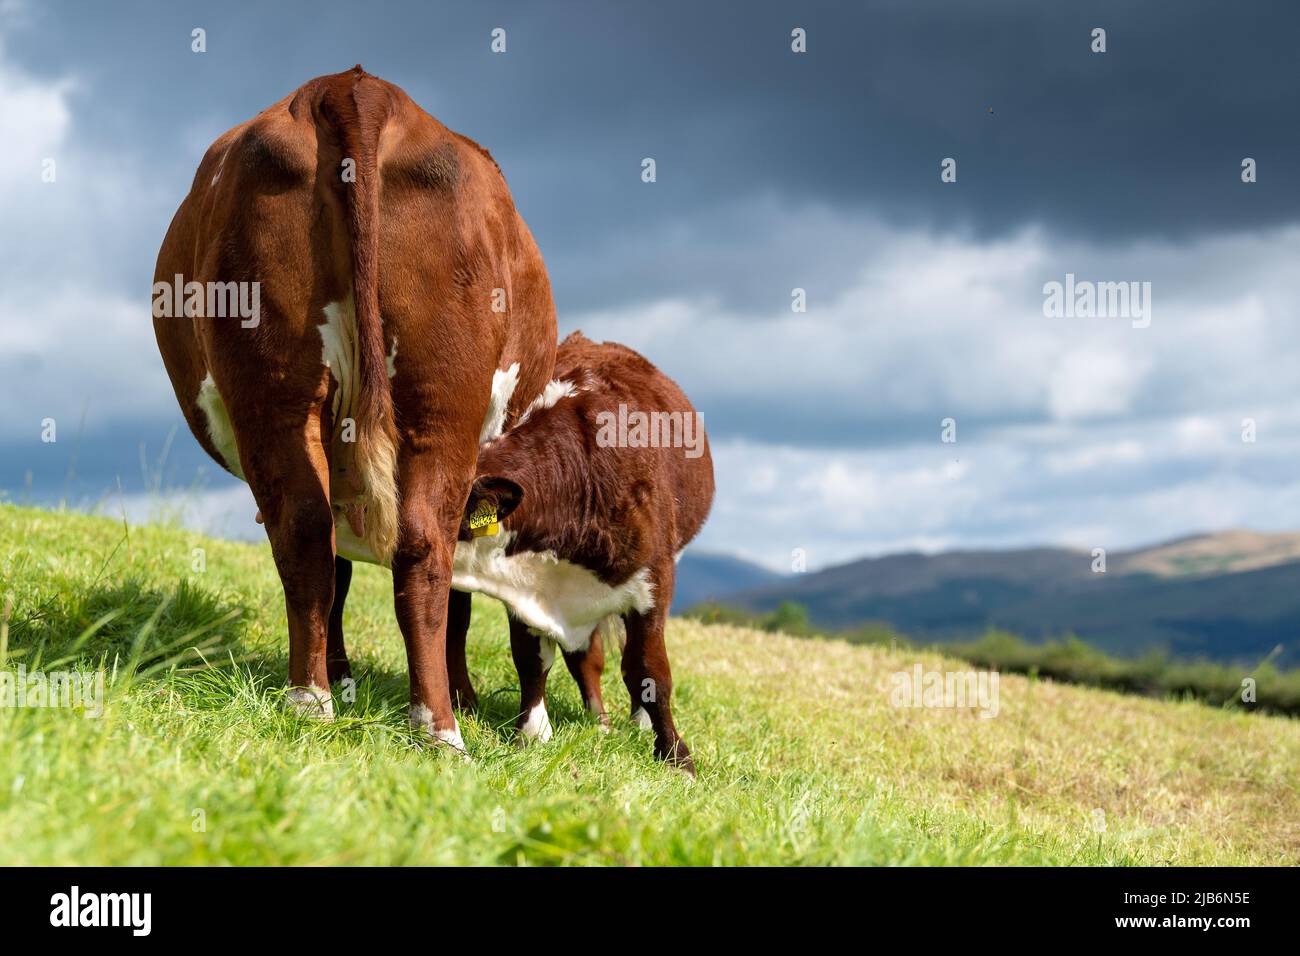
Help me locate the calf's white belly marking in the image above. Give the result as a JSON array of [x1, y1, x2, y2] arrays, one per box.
[[452, 532, 655, 651]]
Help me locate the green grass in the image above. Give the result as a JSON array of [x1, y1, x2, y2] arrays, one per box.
[[1, 502, 1297, 865], [689, 601, 1300, 716]]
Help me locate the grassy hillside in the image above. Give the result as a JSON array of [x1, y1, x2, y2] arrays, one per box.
[[0, 502, 1297, 865], [688, 603, 1300, 716]]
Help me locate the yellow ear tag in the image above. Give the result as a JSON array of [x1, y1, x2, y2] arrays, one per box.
[[469, 501, 500, 538]]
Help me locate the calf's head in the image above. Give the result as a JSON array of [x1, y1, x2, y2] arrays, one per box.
[[458, 476, 524, 541]]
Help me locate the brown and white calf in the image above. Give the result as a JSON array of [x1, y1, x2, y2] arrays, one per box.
[[153, 67, 556, 750], [447, 332, 715, 774]]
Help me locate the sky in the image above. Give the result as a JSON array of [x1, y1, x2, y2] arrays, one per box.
[[2, 0, 1299, 571]]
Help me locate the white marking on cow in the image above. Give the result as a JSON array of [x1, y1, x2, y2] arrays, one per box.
[[319, 296, 399, 563], [631, 707, 653, 730], [479, 362, 520, 444], [319, 298, 360, 425], [286, 685, 334, 720], [453, 532, 655, 652], [410, 704, 467, 755], [410, 702, 433, 731], [195, 373, 245, 479], [515, 378, 580, 427], [536, 632, 556, 672], [336, 519, 383, 567], [518, 701, 553, 743], [210, 148, 227, 187], [318, 297, 397, 411], [435, 723, 466, 753]]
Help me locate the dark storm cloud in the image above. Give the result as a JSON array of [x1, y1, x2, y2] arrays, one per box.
[[8, 0, 1299, 316]]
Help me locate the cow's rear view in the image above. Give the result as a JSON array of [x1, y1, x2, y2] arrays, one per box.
[[153, 67, 557, 750]]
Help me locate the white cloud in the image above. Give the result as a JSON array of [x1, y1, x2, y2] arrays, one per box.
[[0, 288, 174, 437], [1043, 439, 1145, 476], [0, 38, 72, 199], [698, 408, 1300, 571], [1046, 347, 1151, 420], [566, 214, 1300, 566], [578, 220, 1300, 438], [0, 34, 172, 441]]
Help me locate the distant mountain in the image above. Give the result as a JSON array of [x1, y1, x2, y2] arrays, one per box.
[[705, 531, 1300, 666], [1115, 530, 1300, 578], [673, 552, 786, 612]]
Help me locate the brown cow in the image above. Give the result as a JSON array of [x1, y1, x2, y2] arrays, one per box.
[[446, 332, 715, 774], [153, 67, 556, 752]]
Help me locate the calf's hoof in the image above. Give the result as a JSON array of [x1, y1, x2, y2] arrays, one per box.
[[286, 685, 334, 720], [515, 701, 553, 746], [586, 700, 611, 732]]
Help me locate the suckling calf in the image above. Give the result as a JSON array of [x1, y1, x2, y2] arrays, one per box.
[[450, 332, 714, 774]]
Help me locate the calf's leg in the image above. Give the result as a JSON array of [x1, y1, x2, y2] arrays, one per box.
[[509, 616, 555, 743], [563, 629, 609, 729], [446, 588, 479, 711], [326, 557, 353, 684], [621, 562, 694, 775]]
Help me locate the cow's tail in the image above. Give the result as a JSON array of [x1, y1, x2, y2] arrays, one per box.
[[325, 67, 399, 562]]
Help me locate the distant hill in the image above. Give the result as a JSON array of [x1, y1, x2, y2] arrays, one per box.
[[1115, 529, 1300, 577], [702, 531, 1300, 666], [672, 552, 785, 612]]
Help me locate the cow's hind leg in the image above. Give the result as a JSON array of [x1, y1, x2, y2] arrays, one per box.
[[563, 629, 609, 730], [621, 562, 694, 775], [446, 588, 478, 711], [510, 616, 555, 744], [392, 455, 474, 753], [326, 557, 353, 684], [242, 415, 336, 719]]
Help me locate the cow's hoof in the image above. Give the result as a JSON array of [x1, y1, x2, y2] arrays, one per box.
[[630, 706, 654, 730], [657, 739, 696, 778], [286, 685, 334, 720], [409, 705, 470, 760]]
